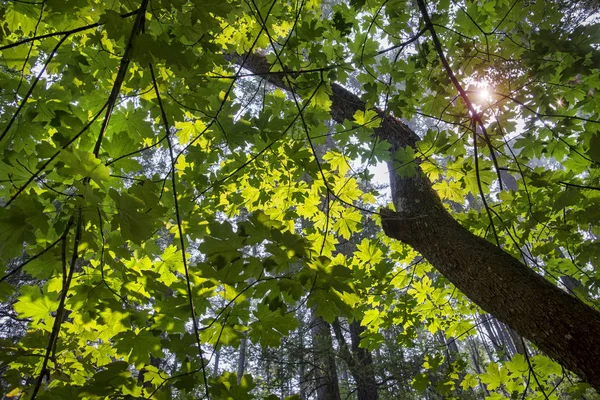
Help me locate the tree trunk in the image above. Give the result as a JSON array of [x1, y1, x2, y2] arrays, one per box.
[[480, 314, 505, 360], [237, 334, 247, 384], [311, 312, 341, 400], [468, 337, 490, 396], [493, 319, 518, 358], [477, 326, 495, 362], [349, 321, 379, 400], [213, 346, 220, 375], [235, 52, 600, 391], [507, 327, 526, 356], [299, 325, 307, 400], [381, 194, 600, 390]]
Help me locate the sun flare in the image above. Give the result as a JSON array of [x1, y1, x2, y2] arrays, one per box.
[[478, 87, 490, 102]]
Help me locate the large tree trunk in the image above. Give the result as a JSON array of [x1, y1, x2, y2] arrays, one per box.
[[234, 53, 600, 390]]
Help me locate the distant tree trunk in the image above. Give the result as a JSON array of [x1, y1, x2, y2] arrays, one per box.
[[213, 346, 220, 375], [468, 337, 482, 374], [311, 312, 341, 400], [479, 314, 505, 360], [299, 327, 307, 400], [493, 319, 518, 357], [339, 367, 349, 393], [447, 336, 459, 355], [237, 334, 247, 384], [477, 327, 494, 361], [467, 337, 490, 396], [238, 51, 600, 391], [280, 365, 286, 400], [350, 321, 379, 400], [490, 318, 508, 352], [507, 327, 526, 355], [561, 275, 583, 293], [436, 331, 454, 363], [332, 319, 379, 400]]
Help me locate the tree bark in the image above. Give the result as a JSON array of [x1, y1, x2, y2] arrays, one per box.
[[234, 52, 600, 391]]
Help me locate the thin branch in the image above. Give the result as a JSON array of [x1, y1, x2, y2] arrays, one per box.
[[4, 101, 108, 208], [92, 0, 150, 157], [148, 63, 210, 399], [416, 0, 504, 190], [0, 9, 140, 51], [0, 216, 73, 284], [558, 181, 600, 191], [31, 208, 82, 400], [0, 34, 68, 145]]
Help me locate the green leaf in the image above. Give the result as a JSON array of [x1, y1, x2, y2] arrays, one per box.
[[114, 329, 164, 368], [355, 238, 384, 265], [249, 304, 299, 347], [353, 109, 380, 128], [333, 207, 362, 239], [587, 134, 600, 162], [480, 363, 510, 391], [109, 188, 162, 245], [14, 285, 58, 325], [412, 373, 430, 393], [460, 373, 479, 390], [392, 146, 418, 177], [59, 149, 111, 188]]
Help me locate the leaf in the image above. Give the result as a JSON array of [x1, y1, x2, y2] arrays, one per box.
[[114, 329, 164, 368], [460, 373, 479, 390], [0, 203, 38, 260], [333, 207, 362, 239], [249, 304, 299, 347], [587, 134, 600, 162], [353, 109, 381, 128], [109, 189, 161, 245], [323, 151, 351, 175], [332, 11, 353, 37], [408, 276, 434, 303], [480, 363, 510, 391], [362, 308, 383, 330], [412, 373, 430, 393], [355, 239, 384, 265], [310, 84, 332, 111], [60, 149, 110, 188], [392, 146, 418, 177], [14, 285, 58, 325]]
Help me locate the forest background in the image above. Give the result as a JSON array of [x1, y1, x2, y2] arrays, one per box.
[[1, 0, 600, 399]]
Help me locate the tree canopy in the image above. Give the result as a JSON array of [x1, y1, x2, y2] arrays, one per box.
[[1, 0, 600, 399]]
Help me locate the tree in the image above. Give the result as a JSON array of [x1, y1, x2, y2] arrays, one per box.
[[1, 0, 599, 398]]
